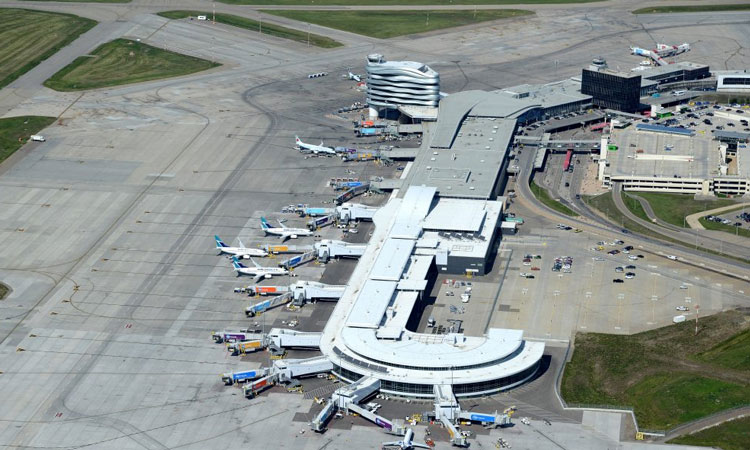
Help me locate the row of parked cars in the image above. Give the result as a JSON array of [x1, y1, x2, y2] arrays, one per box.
[[704, 214, 747, 227]]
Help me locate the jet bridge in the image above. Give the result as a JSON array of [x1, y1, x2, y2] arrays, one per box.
[[242, 356, 333, 398], [433, 385, 469, 447], [279, 250, 317, 269], [336, 203, 378, 223], [221, 367, 270, 385], [312, 376, 406, 434], [314, 240, 366, 262], [268, 328, 322, 349], [335, 183, 370, 205], [292, 280, 346, 305], [262, 244, 312, 255], [245, 292, 293, 317]]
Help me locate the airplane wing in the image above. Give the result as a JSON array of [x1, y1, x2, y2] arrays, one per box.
[[237, 238, 245, 249], [278, 220, 288, 229], [381, 442, 401, 448], [279, 233, 291, 242], [249, 258, 261, 269], [253, 274, 264, 283]]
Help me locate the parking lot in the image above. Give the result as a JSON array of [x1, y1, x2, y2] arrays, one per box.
[[484, 215, 747, 340]]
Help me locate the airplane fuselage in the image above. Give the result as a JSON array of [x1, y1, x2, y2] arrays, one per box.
[[218, 246, 268, 258]]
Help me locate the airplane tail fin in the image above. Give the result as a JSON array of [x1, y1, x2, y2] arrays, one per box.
[[231, 256, 246, 269], [215, 235, 228, 248], [260, 217, 270, 230]]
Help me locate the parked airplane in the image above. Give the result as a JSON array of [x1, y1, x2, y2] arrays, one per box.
[[261, 217, 313, 242], [347, 72, 361, 82], [294, 136, 336, 155], [215, 235, 268, 258], [382, 429, 430, 450], [231, 256, 288, 282]]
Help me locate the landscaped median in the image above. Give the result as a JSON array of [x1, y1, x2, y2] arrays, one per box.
[[44, 39, 220, 92], [0, 9, 96, 89], [260, 9, 533, 39], [157, 11, 342, 48], [633, 4, 750, 14], [529, 180, 578, 217], [562, 310, 750, 431], [221, 0, 600, 4], [0, 116, 57, 165], [668, 415, 750, 450]]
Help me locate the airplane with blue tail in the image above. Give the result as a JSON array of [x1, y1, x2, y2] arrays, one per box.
[[260, 217, 313, 242], [215, 235, 268, 258]]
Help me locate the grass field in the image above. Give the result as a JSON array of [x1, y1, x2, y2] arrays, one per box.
[[529, 181, 578, 217], [634, 192, 736, 228], [699, 217, 750, 239], [633, 4, 750, 14], [157, 11, 342, 48], [44, 39, 220, 92], [261, 9, 533, 39], [0, 116, 57, 165], [695, 329, 750, 371], [622, 193, 651, 222], [223, 0, 599, 4], [668, 416, 750, 450], [562, 310, 750, 430], [584, 192, 653, 234], [21, 0, 129, 3], [0, 283, 8, 300], [0, 9, 96, 90]]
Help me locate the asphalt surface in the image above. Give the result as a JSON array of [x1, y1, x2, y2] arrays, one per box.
[[0, 1, 749, 449]]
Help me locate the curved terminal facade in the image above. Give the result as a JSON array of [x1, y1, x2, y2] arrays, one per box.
[[365, 54, 440, 109], [320, 186, 544, 398]]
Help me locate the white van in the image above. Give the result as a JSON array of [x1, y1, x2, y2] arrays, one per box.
[[30, 135, 45, 142], [197, 15, 207, 21]]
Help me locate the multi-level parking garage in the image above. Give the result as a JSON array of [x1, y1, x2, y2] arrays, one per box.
[[365, 53, 440, 114]]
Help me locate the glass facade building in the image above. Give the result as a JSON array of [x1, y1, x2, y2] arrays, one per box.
[[581, 69, 642, 113]]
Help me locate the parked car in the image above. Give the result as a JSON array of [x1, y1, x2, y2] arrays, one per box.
[[613, 279, 624, 283]]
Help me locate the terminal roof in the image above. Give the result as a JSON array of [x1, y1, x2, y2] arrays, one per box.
[[423, 199, 487, 232]]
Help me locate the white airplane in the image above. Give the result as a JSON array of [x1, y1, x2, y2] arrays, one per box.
[[231, 256, 288, 282], [215, 235, 268, 258], [382, 429, 430, 450], [261, 217, 313, 242], [294, 136, 336, 155], [348, 72, 361, 82]]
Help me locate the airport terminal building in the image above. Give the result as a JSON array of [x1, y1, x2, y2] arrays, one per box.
[[320, 186, 544, 398]]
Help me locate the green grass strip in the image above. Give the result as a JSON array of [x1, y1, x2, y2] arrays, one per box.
[[529, 180, 578, 217], [0, 9, 97, 89], [44, 38, 220, 92], [157, 11, 342, 48], [221, 0, 600, 4], [0, 116, 56, 165], [260, 9, 533, 39], [634, 192, 736, 228], [633, 4, 750, 14], [668, 416, 750, 450]]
